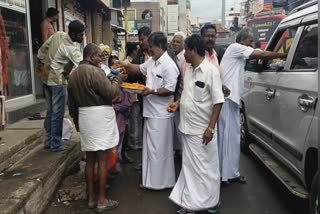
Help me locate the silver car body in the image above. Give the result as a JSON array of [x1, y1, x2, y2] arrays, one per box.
[[242, 3, 318, 188]]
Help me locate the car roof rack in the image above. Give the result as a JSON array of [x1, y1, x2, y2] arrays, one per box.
[[288, 0, 318, 15]]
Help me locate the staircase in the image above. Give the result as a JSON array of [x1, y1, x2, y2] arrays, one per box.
[[0, 118, 81, 214]]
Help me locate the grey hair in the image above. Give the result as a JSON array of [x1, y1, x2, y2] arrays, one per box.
[[236, 27, 252, 43], [174, 31, 187, 40]]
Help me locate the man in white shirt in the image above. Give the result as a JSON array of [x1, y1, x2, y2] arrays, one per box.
[[218, 27, 287, 184], [168, 34, 224, 214], [119, 32, 179, 190]]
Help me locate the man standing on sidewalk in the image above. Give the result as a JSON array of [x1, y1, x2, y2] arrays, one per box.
[[218, 27, 287, 184], [120, 32, 179, 190], [168, 34, 224, 214], [37, 20, 84, 152]]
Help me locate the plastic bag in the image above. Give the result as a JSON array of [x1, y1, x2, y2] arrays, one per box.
[[62, 118, 74, 140]]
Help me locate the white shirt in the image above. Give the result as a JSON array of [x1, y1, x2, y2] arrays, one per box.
[[220, 43, 254, 105], [139, 51, 179, 118], [179, 58, 225, 135]]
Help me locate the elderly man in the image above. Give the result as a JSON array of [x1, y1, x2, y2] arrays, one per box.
[[120, 32, 179, 190], [218, 27, 287, 185], [68, 43, 124, 212], [37, 20, 84, 152], [171, 31, 187, 157], [168, 34, 224, 214]]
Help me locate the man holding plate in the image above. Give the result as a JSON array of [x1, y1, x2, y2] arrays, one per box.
[[118, 32, 179, 190]]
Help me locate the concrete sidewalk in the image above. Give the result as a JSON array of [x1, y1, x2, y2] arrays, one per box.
[[0, 118, 81, 214]]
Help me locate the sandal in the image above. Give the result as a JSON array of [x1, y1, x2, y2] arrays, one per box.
[[95, 199, 119, 213], [230, 175, 247, 184], [207, 201, 221, 213], [88, 201, 96, 209]]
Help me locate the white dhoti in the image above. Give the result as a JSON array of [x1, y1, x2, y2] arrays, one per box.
[[217, 99, 241, 181], [79, 106, 119, 151], [142, 117, 175, 189], [169, 134, 220, 211]]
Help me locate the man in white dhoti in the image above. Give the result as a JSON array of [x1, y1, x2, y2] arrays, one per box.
[[68, 44, 126, 212], [119, 32, 179, 190], [218, 27, 287, 185], [168, 34, 225, 214]]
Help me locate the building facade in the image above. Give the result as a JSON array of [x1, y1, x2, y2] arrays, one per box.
[[0, 0, 121, 124]]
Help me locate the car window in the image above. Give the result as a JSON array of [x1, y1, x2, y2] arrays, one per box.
[[264, 27, 297, 71], [290, 24, 318, 70]]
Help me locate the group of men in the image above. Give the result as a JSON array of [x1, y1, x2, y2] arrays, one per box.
[[37, 6, 287, 213], [120, 24, 287, 214]]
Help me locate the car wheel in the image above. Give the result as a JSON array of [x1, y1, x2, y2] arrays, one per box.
[[240, 107, 250, 154], [310, 170, 320, 214]]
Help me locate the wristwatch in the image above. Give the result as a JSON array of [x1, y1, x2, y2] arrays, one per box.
[[207, 127, 215, 134], [154, 88, 158, 95]]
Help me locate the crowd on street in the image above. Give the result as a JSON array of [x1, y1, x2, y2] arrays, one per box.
[[37, 7, 287, 214]]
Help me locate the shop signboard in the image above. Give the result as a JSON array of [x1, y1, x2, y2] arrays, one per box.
[[273, 0, 288, 8], [135, 20, 152, 31]]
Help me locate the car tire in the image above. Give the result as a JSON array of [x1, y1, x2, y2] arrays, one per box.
[[240, 107, 250, 154], [310, 170, 320, 214]]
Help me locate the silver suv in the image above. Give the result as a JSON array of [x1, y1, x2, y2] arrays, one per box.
[[241, 1, 319, 213]]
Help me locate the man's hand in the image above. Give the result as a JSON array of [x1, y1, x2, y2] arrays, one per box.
[[202, 128, 214, 145], [222, 85, 230, 97], [113, 96, 122, 104], [143, 87, 153, 96], [119, 73, 128, 81], [167, 101, 180, 113]]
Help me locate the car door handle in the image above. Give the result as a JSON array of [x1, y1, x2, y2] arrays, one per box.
[[298, 94, 314, 112], [265, 88, 275, 101]]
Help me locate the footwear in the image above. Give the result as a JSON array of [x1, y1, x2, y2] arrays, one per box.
[[134, 163, 142, 171], [88, 201, 96, 209], [176, 208, 195, 214], [207, 201, 221, 213], [139, 184, 145, 189], [230, 175, 247, 184], [50, 147, 65, 152], [95, 199, 119, 213]]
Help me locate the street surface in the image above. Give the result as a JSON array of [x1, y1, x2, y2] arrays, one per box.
[[46, 150, 308, 214]]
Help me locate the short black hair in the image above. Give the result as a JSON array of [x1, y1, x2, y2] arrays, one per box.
[[185, 34, 206, 57], [148, 32, 167, 50], [83, 43, 100, 59], [108, 55, 119, 67], [68, 20, 85, 34], [236, 27, 252, 43], [46, 8, 59, 18], [125, 42, 139, 57], [138, 26, 151, 37], [200, 24, 217, 36]]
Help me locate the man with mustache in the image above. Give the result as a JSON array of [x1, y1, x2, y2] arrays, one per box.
[[201, 24, 225, 68]]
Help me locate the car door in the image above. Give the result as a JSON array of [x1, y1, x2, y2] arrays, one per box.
[[246, 25, 298, 148], [272, 22, 318, 173]]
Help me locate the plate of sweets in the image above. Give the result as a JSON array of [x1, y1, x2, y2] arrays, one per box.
[[121, 83, 145, 94]]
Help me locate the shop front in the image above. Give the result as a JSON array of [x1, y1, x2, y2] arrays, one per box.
[[0, 0, 34, 110]]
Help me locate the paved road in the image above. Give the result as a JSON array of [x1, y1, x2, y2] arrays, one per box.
[[46, 150, 308, 214]]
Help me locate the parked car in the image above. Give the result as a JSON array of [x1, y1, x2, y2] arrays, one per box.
[[241, 1, 319, 213]]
